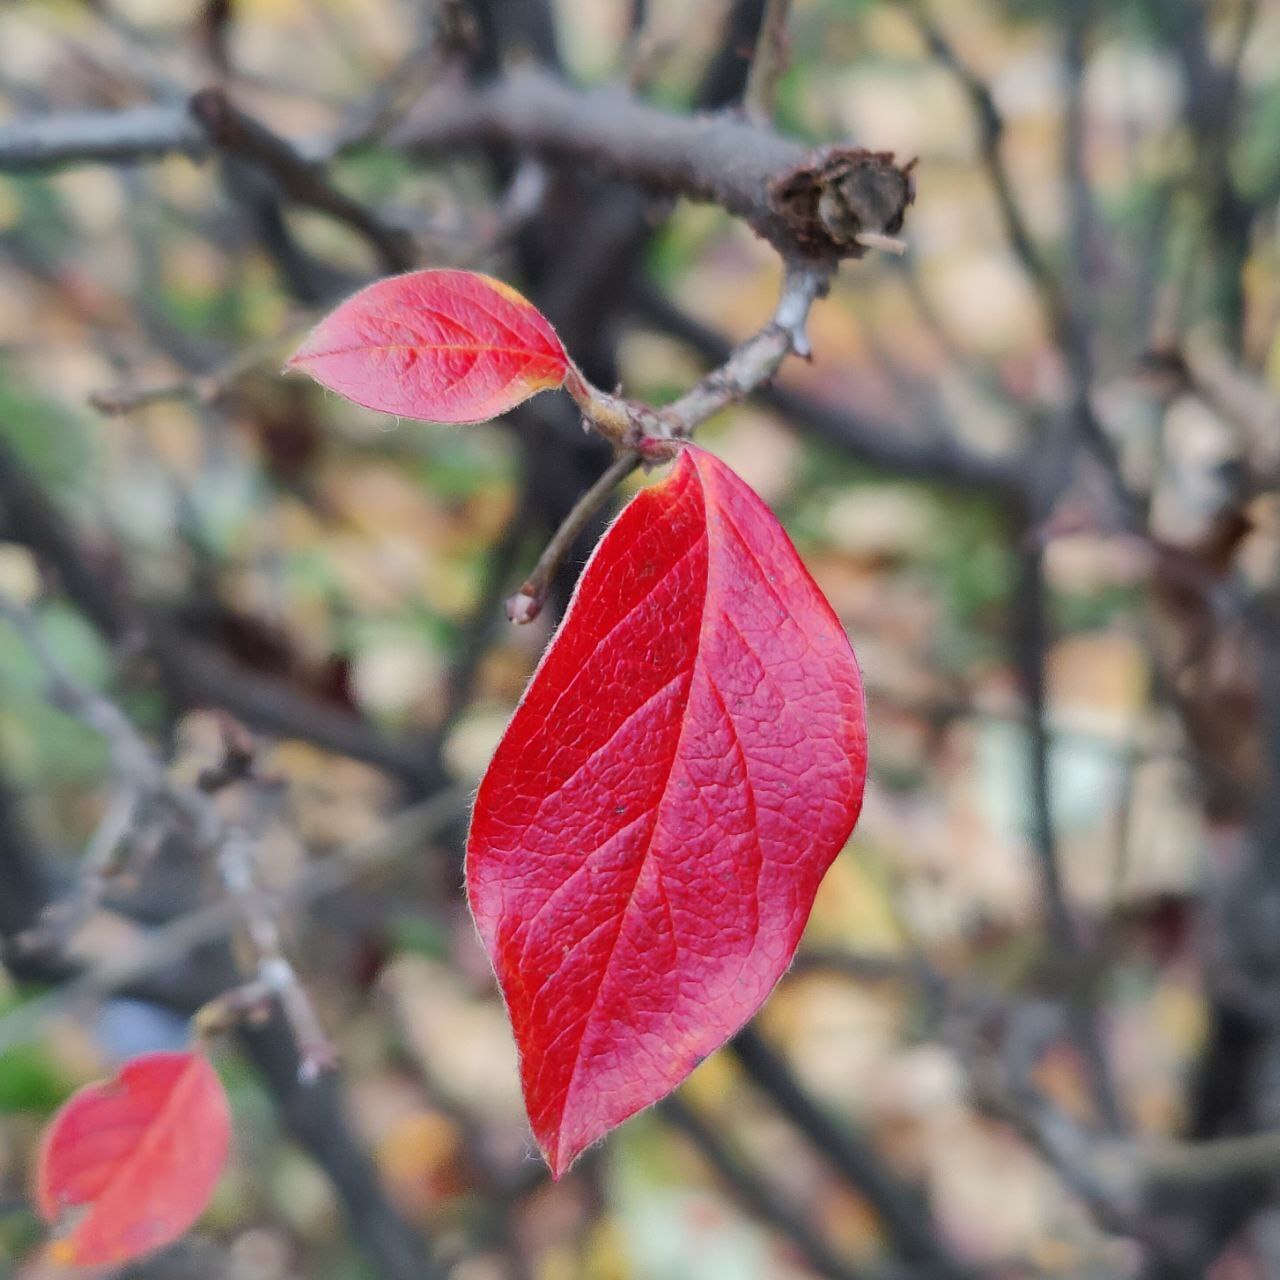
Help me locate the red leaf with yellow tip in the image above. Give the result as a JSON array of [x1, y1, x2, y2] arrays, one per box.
[[467, 444, 867, 1176], [287, 269, 569, 423], [37, 1050, 230, 1268]]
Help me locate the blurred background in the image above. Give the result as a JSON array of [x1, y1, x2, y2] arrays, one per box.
[[1, 0, 1280, 1276]]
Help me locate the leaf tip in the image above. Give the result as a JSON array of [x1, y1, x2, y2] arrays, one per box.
[[541, 1135, 574, 1181]]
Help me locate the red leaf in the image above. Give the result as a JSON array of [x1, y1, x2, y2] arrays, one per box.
[[37, 1050, 231, 1268], [287, 269, 569, 424], [467, 444, 867, 1176]]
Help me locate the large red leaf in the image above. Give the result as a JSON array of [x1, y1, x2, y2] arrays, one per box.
[[467, 444, 867, 1176], [37, 1050, 231, 1268], [287, 269, 569, 423]]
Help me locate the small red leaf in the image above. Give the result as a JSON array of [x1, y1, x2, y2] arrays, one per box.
[[286, 269, 569, 423], [37, 1050, 231, 1268], [467, 445, 867, 1176]]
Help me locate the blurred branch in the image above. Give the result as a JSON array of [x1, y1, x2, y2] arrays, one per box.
[[189, 87, 417, 273], [0, 104, 204, 169], [88, 156, 546, 418], [0, 787, 465, 1057], [742, 0, 793, 123], [1012, 542, 1123, 1134], [905, 5, 1053, 304], [0, 664, 455, 1280], [393, 65, 914, 260], [0, 92, 416, 275], [730, 1026, 974, 1279], [0, 591, 336, 1076], [1142, 0, 1258, 347], [660, 1095, 879, 1280], [324, 0, 470, 158], [695, 0, 768, 108], [89, 326, 303, 417], [0, 435, 443, 791], [909, 4, 1133, 526]]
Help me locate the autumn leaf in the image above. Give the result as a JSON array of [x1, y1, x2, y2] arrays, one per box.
[[287, 269, 570, 423], [467, 444, 867, 1176], [36, 1050, 231, 1268]]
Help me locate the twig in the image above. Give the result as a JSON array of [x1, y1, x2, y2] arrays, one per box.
[[393, 65, 914, 259], [506, 451, 641, 624], [742, 0, 793, 123], [629, 283, 1024, 495], [189, 87, 417, 274], [670, 264, 826, 423], [511, 263, 828, 623], [323, 0, 468, 159], [1012, 544, 1123, 1134], [730, 1026, 974, 1278], [89, 325, 304, 417], [17, 790, 141, 952], [911, 3, 1134, 526], [0, 590, 335, 1077], [0, 787, 465, 1057], [0, 104, 204, 170], [660, 1095, 875, 1280]]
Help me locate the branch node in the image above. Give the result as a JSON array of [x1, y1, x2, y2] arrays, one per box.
[[506, 587, 542, 626]]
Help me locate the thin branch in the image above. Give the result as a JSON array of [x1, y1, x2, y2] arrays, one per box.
[[659, 1095, 876, 1280], [323, 0, 469, 159], [89, 325, 304, 417], [0, 104, 204, 170], [506, 451, 641, 624], [629, 282, 1025, 496], [1012, 543, 1124, 1134], [730, 1026, 974, 1278], [0, 591, 334, 1077], [910, 3, 1134, 526], [662, 262, 829, 429], [189, 88, 417, 273], [88, 158, 545, 418], [742, 0, 794, 123], [0, 787, 464, 1057], [393, 65, 914, 259], [512, 263, 830, 623]]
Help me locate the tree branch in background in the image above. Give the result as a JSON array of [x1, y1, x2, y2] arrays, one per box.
[[1010, 544, 1124, 1135], [0, 104, 205, 170], [188, 87, 418, 273], [0, 435, 443, 792], [909, 3, 1133, 527], [629, 283, 1024, 496], [743, 0, 794, 123], [393, 66, 914, 260], [0, 592, 335, 1076], [730, 1027, 974, 1279], [659, 1096, 872, 1280]]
